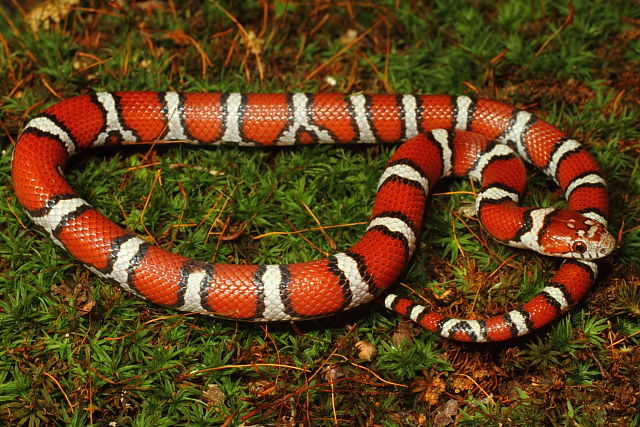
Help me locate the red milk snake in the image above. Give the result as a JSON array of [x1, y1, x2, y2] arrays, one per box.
[[11, 92, 615, 342]]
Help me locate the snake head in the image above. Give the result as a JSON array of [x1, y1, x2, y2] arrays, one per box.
[[536, 209, 616, 260]]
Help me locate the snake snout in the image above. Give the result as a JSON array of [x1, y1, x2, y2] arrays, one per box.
[[597, 231, 616, 258]]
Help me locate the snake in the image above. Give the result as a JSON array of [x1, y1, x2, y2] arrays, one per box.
[[11, 92, 615, 342]]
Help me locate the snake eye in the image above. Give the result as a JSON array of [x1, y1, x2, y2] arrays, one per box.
[[572, 241, 587, 254]]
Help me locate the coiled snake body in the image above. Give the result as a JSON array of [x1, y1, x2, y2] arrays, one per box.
[[11, 92, 615, 342]]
